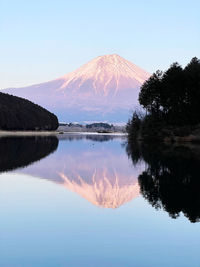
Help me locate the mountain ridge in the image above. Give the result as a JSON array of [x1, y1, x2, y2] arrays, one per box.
[[3, 54, 150, 122]]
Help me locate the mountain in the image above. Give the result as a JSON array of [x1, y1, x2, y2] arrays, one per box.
[[3, 54, 150, 123]]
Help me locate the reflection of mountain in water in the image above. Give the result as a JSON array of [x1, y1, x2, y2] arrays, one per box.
[[16, 135, 143, 208], [0, 136, 58, 173], [126, 141, 200, 223], [3, 134, 200, 217], [59, 169, 140, 209]]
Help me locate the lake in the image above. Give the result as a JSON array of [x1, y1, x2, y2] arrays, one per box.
[[0, 134, 199, 267]]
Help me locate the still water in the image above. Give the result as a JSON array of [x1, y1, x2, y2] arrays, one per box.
[[0, 134, 199, 267]]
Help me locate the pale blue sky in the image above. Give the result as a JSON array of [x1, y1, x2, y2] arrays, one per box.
[[1, 0, 199, 88]]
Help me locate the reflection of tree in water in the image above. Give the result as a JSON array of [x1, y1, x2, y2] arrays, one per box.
[[0, 136, 58, 173], [126, 141, 200, 223], [58, 134, 124, 142], [86, 135, 114, 142]]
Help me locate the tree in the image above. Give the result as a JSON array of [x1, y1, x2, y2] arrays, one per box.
[[139, 70, 163, 115], [161, 62, 186, 125], [139, 57, 200, 126], [129, 57, 200, 140], [126, 111, 142, 139], [184, 57, 200, 124]]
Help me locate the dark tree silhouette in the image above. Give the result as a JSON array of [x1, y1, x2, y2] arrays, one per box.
[[126, 111, 142, 140], [86, 123, 112, 129], [129, 57, 200, 140], [0, 92, 58, 130], [184, 57, 200, 124], [139, 70, 163, 115]]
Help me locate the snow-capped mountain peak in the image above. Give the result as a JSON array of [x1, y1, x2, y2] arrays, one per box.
[[3, 54, 150, 122], [60, 54, 150, 95]]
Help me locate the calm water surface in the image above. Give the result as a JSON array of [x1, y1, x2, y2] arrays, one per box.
[[0, 134, 199, 267]]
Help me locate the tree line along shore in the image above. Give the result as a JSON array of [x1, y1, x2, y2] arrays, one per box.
[[127, 57, 200, 142]]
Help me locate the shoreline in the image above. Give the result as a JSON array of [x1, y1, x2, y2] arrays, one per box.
[[0, 131, 127, 137], [0, 131, 58, 136]]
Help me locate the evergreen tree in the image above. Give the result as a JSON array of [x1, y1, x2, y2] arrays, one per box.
[[184, 57, 200, 124], [139, 70, 163, 115], [128, 57, 200, 140], [161, 62, 186, 125]]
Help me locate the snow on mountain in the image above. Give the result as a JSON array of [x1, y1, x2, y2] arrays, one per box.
[[4, 54, 150, 122]]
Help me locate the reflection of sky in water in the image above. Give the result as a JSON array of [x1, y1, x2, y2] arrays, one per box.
[[0, 136, 200, 267]]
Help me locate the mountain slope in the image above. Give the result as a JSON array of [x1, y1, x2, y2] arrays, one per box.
[[4, 54, 150, 122]]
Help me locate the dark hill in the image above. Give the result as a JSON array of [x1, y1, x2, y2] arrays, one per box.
[[0, 92, 58, 130]]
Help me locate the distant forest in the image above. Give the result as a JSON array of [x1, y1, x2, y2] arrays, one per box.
[[127, 57, 200, 140], [0, 92, 58, 130]]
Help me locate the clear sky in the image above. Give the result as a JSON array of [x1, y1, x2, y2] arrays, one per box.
[[1, 0, 200, 88]]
